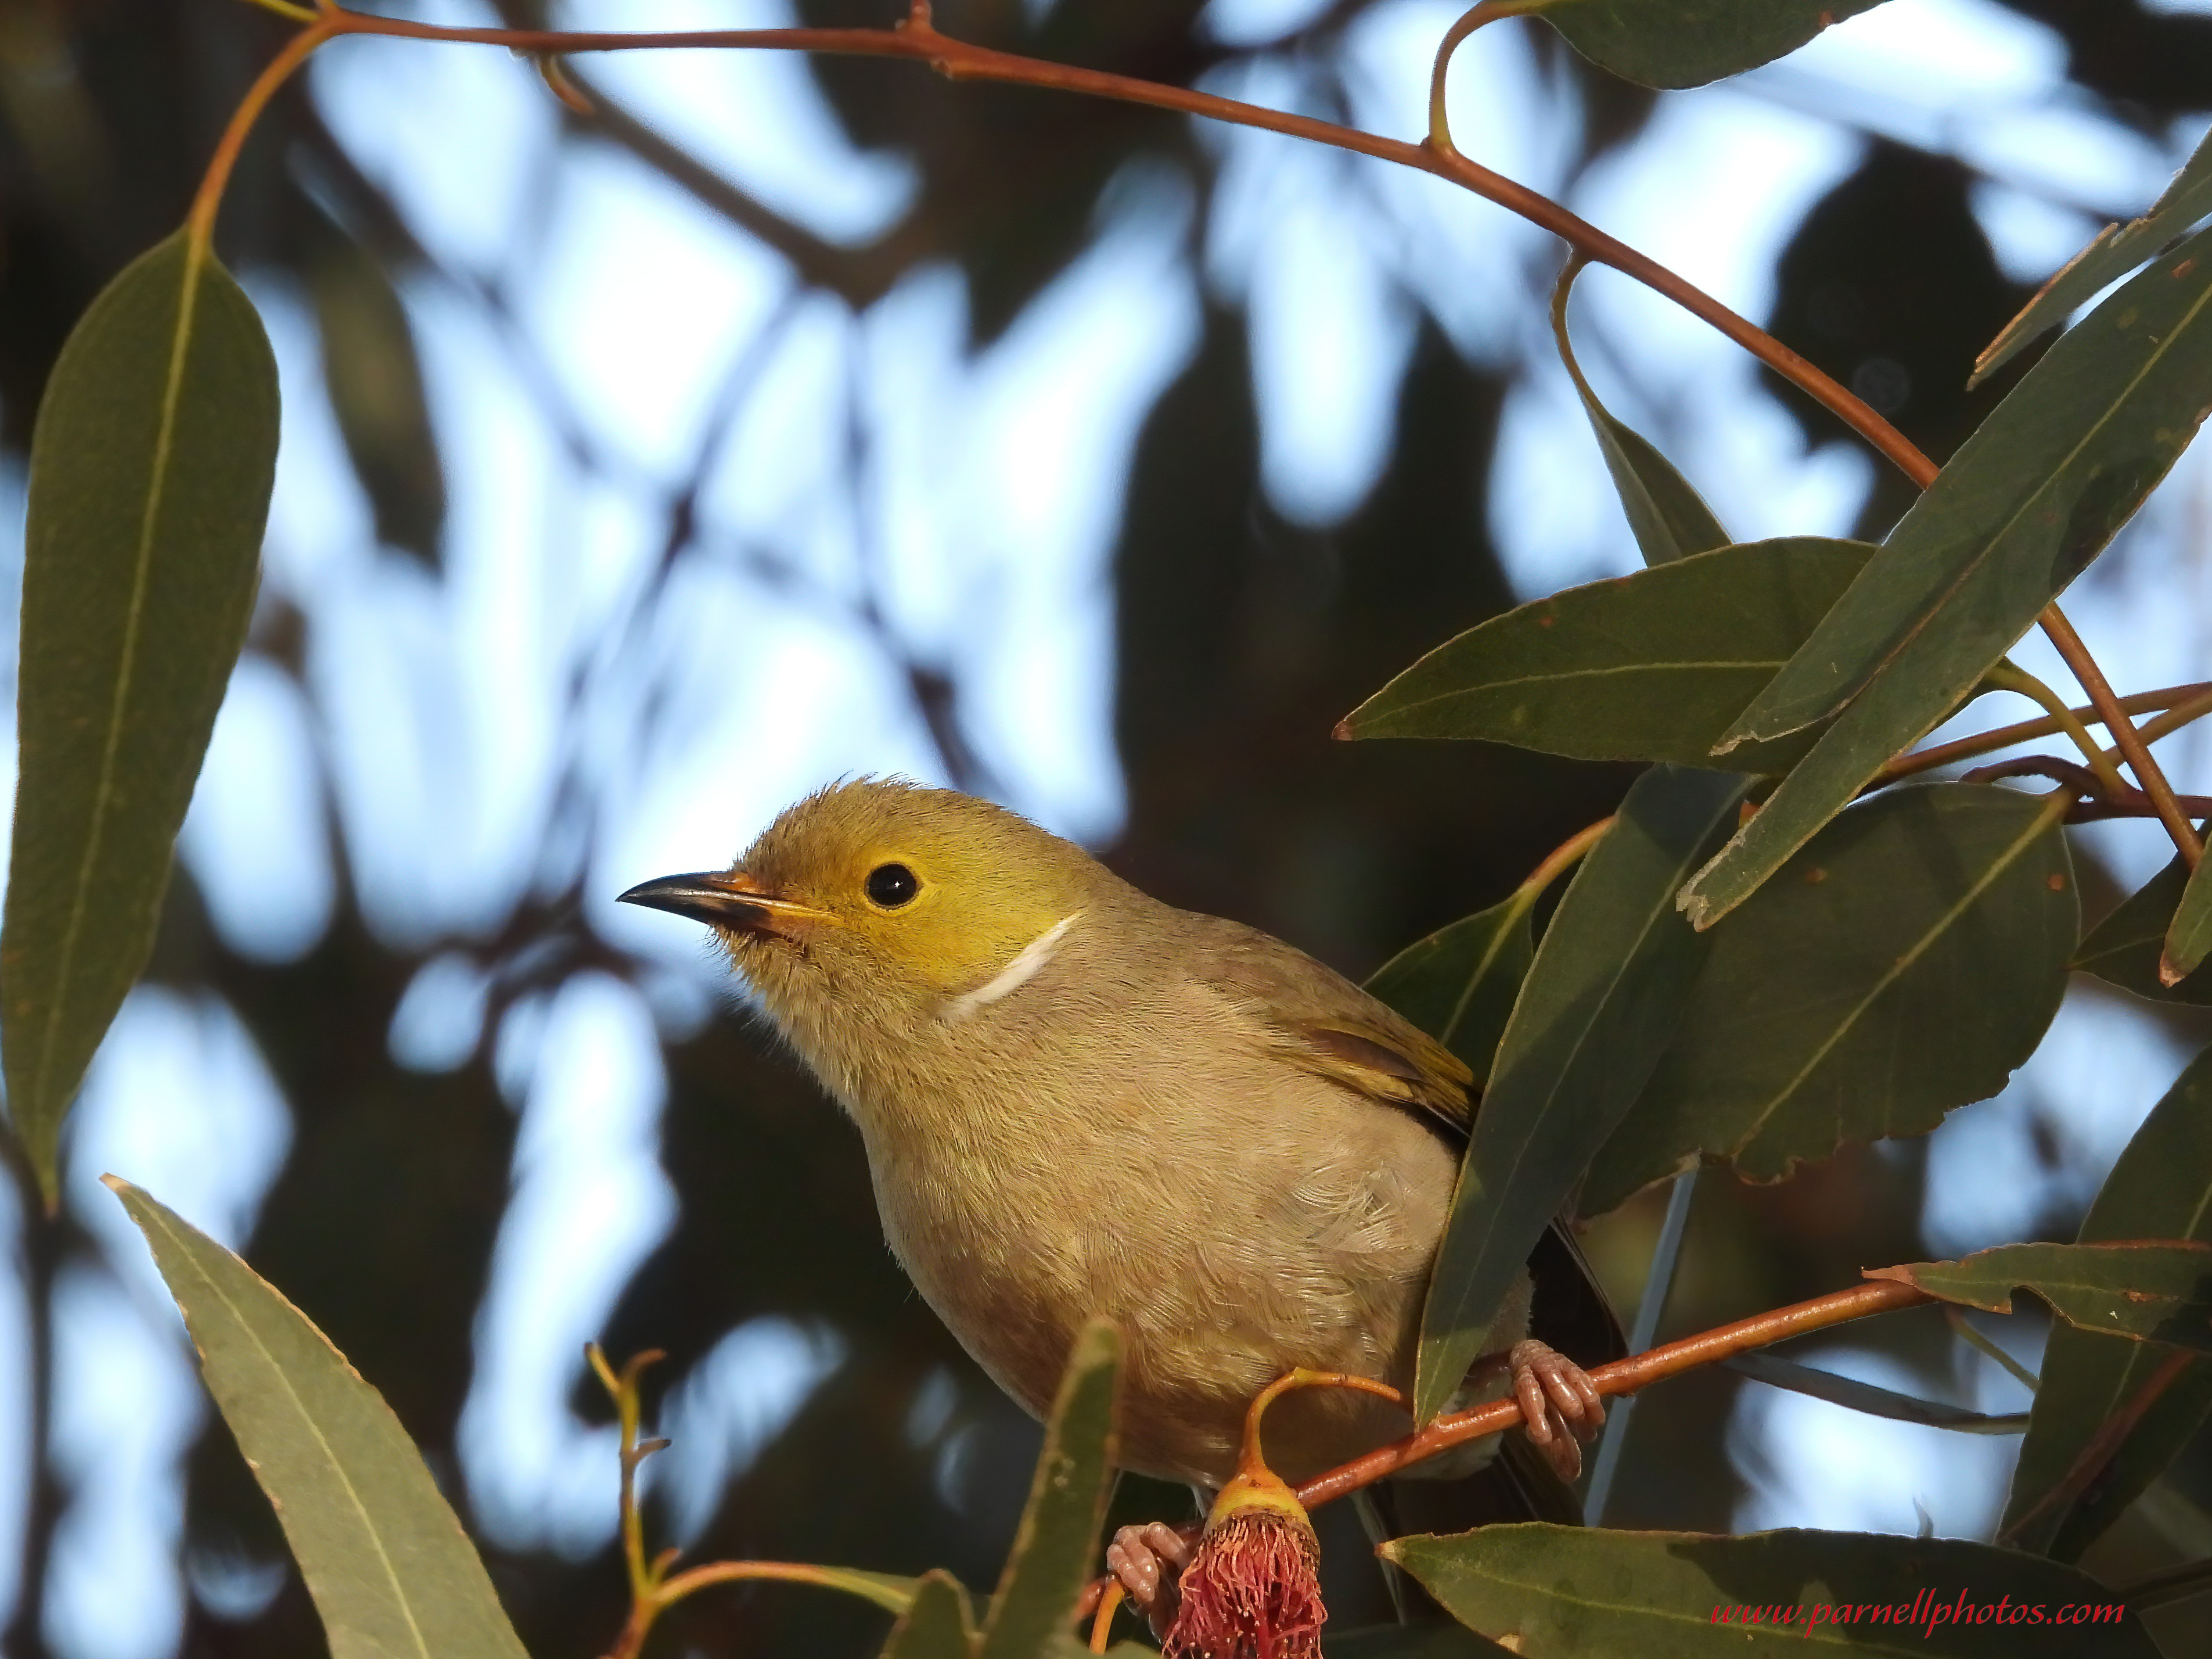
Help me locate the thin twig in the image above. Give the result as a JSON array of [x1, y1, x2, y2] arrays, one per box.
[[226, 0, 2199, 867], [1872, 683, 2212, 787]]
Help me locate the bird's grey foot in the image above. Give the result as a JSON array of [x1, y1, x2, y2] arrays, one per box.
[[1509, 1338, 1606, 1482], [1106, 1521, 1195, 1641]]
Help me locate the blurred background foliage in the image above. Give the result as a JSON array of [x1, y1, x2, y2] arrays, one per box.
[[4, 1, 2212, 1656]]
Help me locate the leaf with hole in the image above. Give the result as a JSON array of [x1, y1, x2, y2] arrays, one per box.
[[977, 1318, 1121, 1659], [1682, 223, 2212, 928], [2003, 1047, 2212, 1559], [1339, 539, 1874, 773], [1386, 1524, 2162, 1655], [1585, 785, 2073, 1212], [1868, 1242, 2212, 1352], [1974, 120, 2212, 385], [1366, 897, 1534, 1092], [2, 231, 278, 1199], [1552, 261, 1728, 566], [108, 1179, 528, 1659], [1414, 765, 1746, 1422], [1534, 0, 1891, 91]]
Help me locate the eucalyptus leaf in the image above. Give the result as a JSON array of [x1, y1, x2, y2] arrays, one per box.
[[1724, 1352, 2028, 1433], [1328, 1625, 1513, 1657], [881, 1570, 980, 1659], [2004, 1047, 2212, 1559], [309, 234, 444, 569], [1366, 896, 1534, 1090], [1552, 261, 1729, 566], [2073, 856, 2212, 1005], [107, 1179, 528, 1659], [1586, 785, 2073, 1211], [2161, 856, 2212, 985], [1535, 0, 1891, 90], [1339, 539, 1875, 773], [977, 1319, 1121, 1659], [3, 232, 278, 1198], [1386, 1524, 2161, 1655], [1683, 223, 2212, 928], [1974, 120, 2212, 385], [1415, 766, 1746, 1422], [1867, 1241, 2212, 1352]]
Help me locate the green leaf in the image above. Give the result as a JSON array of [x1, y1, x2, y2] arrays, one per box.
[[880, 1570, 980, 1659], [2161, 856, 2212, 985], [1724, 1351, 2028, 1433], [1534, 0, 1891, 91], [1366, 897, 1535, 1091], [1974, 121, 2212, 386], [977, 1318, 1121, 1659], [106, 1178, 528, 1659], [308, 235, 445, 569], [1585, 785, 2073, 1212], [1867, 1241, 2212, 1351], [1552, 261, 1729, 566], [1328, 1625, 1514, 1657], [1682, 224, 2212, 928], [1386, 1524, 2163, 1655], [1338, 539, 1876, 773], [2004, 1047, 2212, 1559], [2, 231, 278, 1198], [2073, 856, 2212, 1005], [1414, 766, 1746, 1422]]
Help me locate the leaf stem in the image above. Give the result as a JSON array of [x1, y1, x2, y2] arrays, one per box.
[[1984, 662, 2131, 798], [2041, 606, 2202, 866], [1516, 816, 1613, 899], [1872, 683, 2212, 786], [187, 16, 337, 250]]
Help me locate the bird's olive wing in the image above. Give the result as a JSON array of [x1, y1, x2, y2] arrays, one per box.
[[1184, 914, 1474, 1134]]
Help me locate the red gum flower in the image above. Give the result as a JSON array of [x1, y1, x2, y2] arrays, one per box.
[[1163, 1463, 1324, 1659]]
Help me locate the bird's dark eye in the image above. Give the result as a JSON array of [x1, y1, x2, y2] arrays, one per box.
[[866, 862, 919, 908]]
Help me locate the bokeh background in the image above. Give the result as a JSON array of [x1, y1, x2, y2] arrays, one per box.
[[3, 0, 2212, 1654]]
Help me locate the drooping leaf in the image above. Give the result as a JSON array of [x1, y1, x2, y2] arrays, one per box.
[[977, 1318, 1121, 1659], [1682, 224, 2212, 928], [1552, 261, 1729, 566], [2073, 856, 2212, 1006], [1534, 0, 1891, 91], [1366, 896, 1535, 1091], [1414, 766, 1746, 1422], [1974, 120, 2212, 385], [2004, 1048, 2212, 1559], [880, 1570, 979, 1659], [1867, 1241, 2212, 1352], [1338, 539, 1875, 773], [2160, 856, 2212, 985], [308, 234, 445, 569], [2, 231, 278, 1198], [1724, 1351, 2028, 1433], [107, 1179, 528, 1659], [1386, 1524, 2162, 1655], [1585, 785, 2073, 1212]]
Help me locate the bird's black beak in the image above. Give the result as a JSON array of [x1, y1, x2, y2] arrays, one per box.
[[617, 870, 830, 935]]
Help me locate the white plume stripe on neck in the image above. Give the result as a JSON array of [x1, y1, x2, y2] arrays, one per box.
[[941, 911, 1083, 1022]]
